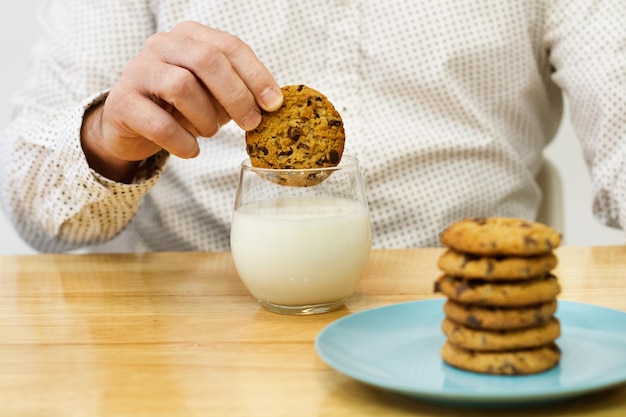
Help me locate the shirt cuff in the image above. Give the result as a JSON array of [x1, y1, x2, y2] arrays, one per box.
[[80, 90, 170, 186]]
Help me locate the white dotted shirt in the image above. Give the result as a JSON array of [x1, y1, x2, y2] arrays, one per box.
[[1, 0, 625, 252]]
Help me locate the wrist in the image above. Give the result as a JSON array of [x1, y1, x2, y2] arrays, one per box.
[[81, 100, 140, 184]]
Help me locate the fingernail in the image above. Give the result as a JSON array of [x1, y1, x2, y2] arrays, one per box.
[[259, 86, 283, 111], [241, 108, 262, 131]]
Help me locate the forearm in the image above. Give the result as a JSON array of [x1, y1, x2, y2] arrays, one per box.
[[1, 94, 166, 252], [0, 0, 166, 251]]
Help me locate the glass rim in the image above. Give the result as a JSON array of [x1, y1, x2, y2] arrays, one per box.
[[240, 154, 359, 174]]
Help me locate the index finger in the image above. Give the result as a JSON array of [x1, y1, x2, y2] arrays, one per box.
[[168, 22, 283, 127]]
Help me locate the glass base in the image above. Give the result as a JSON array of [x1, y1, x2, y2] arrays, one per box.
[[258, 299, 346, 315]]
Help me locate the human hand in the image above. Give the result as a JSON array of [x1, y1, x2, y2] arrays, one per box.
[[81, 21, 283, 182]]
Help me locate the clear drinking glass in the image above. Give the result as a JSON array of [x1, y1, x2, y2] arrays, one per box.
[[230, 155, 372, 315]]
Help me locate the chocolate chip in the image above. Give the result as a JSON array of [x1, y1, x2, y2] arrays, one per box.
[[472, 217, 487, 225], [534, 309, 547, 325], [297, 85, 305, 91], [486, 260, 494, 276], [500, 361, 520, 375], [524, 236, 538, 247], [455, 280, 471, 296], [287, 126, 302, 141], [328, 149, 340, 164], [328, 119, 343, 127], [467, 315, 482, 328]]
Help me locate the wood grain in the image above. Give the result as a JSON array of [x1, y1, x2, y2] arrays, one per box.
[[0, 247, 624, 416]]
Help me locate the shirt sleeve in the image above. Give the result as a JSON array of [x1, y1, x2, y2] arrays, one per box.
[[0, 0, 162, 252], [546, 0, 626, 232]]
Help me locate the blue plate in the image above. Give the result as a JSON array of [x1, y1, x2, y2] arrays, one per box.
[[315, 299, 626, 407]]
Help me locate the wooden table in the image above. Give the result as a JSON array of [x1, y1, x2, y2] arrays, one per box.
[[1, 246, 625, 416]]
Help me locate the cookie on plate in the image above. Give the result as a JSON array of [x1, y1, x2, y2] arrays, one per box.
[[441, 316, 561, 351], [439, 217, 561, 256], [435, 274, 561, 306], [441, 341, 561, 375], [437, 249, 557, 280], [443, 299, 557, 330], [245, 85, 345, 171]]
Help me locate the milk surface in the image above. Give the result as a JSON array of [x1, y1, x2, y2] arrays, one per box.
[[231, 197, 371, 306]]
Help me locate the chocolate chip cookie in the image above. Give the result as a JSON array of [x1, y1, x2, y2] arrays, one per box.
[[434, 274, 561, 306], [245, 85, 345, 171], [437, 249, 558, 280], [443, 299, 558, 330], [441, 316, 561, 351], [441, 341, 561, 375], [439, 217, 562, 256]]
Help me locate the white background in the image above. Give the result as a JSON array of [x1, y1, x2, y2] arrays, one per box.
[[0, 1, 623, 254]]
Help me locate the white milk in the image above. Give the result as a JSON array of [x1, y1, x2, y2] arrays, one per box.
[[230, 197, 371, 306]]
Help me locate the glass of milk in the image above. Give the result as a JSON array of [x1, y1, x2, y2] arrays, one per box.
[[230, 155, 371, 315]]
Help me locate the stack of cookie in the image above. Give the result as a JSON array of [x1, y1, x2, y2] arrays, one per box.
[[435, 217, 562, 375]]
